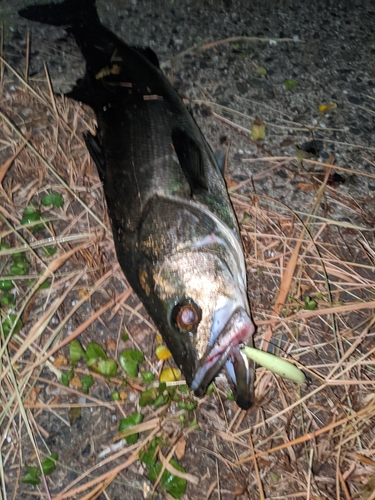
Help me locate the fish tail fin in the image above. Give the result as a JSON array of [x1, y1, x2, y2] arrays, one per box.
[[19, 0, 99, 28]]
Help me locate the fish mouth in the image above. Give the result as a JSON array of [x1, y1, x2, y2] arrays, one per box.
[[191, 307, 256, 410]]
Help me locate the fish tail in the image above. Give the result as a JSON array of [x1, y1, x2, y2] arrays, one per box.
[[19, 0, 99, 28], [19, 0, 115, 73]]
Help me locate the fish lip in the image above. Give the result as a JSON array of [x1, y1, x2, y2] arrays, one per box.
[[191, 307, 255, 400]]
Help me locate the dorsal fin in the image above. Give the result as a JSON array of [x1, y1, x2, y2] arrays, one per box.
[[171, 128, 208, 195], [213, 148, 227, 176], [132, 46, 160, 68]]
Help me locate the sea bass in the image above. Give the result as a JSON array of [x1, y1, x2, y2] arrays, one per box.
[[19, 0, 256, 409]]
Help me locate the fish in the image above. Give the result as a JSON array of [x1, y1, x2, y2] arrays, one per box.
[[19, 0, 256, 409]]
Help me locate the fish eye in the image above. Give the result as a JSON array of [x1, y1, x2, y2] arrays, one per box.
[[171, 300, 201, 333]]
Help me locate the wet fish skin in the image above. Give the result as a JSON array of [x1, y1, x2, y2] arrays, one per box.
[[19, 0, 256, 409]]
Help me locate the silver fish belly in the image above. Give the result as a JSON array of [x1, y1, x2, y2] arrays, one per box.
[[19, 0, 256, 409]]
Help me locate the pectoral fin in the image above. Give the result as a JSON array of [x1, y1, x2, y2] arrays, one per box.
[[172, 128, 208, 195], [84, 133, 105, 180]]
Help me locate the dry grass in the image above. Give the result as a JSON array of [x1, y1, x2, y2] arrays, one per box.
[[0, 54, 375, 500]]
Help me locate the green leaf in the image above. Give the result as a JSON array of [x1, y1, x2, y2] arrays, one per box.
[[148, 459, 187, 499], [21, 206, 44, 233], [178, 384, 189, 394], [38, 281, 51, 290], [171, 390, 181, 402], [139, 437, 162, 468], [256, 66, 267, 76], [10, 254, 31, 275], [122, 329, 129, 342], [111, 391, 120, 401], [81, 374, 94, 394], [0, 242, 10, 250], [226, 392, 235, 401], [118, 411, 143, 444], [120, 359, 138, 377], [41, 453, 58, 476], [185, 401, 196, 412], [22, 465, 41, 485], [0, 279, 14, 291], [41, 192, 64, 208], [61, 373, 70, 387], [119, 349, 144, 377], [304, 296, 317, 310], [85, 342, 107, 365], [305, 301, 317, 310], [70, 339, 85, 363], [141, 371, 155, 383], [139, 387, 158, 407], [61, 370, 74, 387], [97, 359, 117, 377], [153, 394, 169, 408], [140, 447, 157, 468], [43, 247, 57, 257], [158, 382, 167, 395], [22, 205, 38, 216], [284, 79, 298, 90], [0, 292, 15, 307], [119, 349, 144, 363], [11, 251, 22, 259], [188, 414, 199, 430], [10, 263, 29, 275], [12, 252, 27, 263], [206, 383, 215, 396], [167, 385, 177, 399], [1, 315, 22, 337], [11, 259, 30, 270]]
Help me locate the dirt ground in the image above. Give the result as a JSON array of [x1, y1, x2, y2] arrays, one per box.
[[1, 0, 375, 499]]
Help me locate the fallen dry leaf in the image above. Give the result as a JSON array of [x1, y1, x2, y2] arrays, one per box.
[[53, 355, 68, 368], [25, 386, 41, 406], [106, 339, 117, 351], [175, 437, 186, 460], [70, 375, 82, 388]]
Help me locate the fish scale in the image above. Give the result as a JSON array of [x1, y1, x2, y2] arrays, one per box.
[[19, 0, 256, 409]]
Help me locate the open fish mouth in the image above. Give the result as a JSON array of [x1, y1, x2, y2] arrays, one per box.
[[191, 308, 256, 409]]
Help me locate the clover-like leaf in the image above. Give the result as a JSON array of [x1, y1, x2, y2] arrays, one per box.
[[141, 371, 155, 383], [81, 374, 94, 394], [22, 465, 41, 485], [148, 459, 187, 499], [139, 387, 158, 407], [118, 411, 144, 444], [70, 339, 85, 363], [41, 192, 64, 208], [1, 315, 22, 337], [97, 359, 117, 377], [41, 453, 58, 476]]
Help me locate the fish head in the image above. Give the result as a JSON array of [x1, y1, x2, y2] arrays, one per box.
[[153, 249, 256, 410]]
